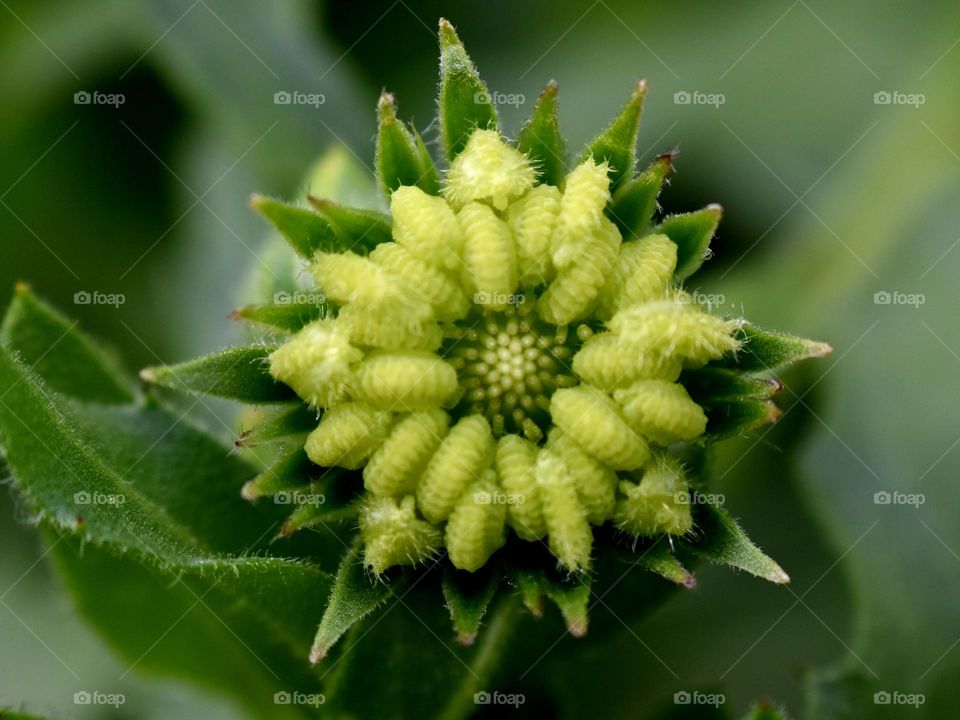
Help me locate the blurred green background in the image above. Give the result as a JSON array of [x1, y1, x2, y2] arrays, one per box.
[[2, 0, 959, 717]]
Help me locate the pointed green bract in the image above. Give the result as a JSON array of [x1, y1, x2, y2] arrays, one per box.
[[657, 204, 723, 280], [237, 404, 316, 448], [441, 563, 502, 645], [609, 153, 673, 239], [701, 398, 782, 441], [0, 283, 134, 404], [280, 491, 362, 537], [544, 573, 591, 637], [438, 18, 498, 159], [310, 537, 398, 663], [717, 323, 833, 373], [516, 82, 566, 187], [141, 345, 295, 403], [232, 298, 333, 333], [681, 367, 782, 404], [376, 92, 440, 194], [240, 443, 312, 500], [634, 542, 696, 587], [580, 80, 647, 187], [250, 194, 339, 259], [308, 196, 394, 251], [692, 503, 789, 584]]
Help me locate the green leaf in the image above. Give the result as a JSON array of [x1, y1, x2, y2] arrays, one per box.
[[580, 80, 647, 187], [140, 345, 295, 403], [250, 193, 339, 259], [690, 503, 789, 584], [0, 283, 133, 403], [438, 18, 498, 159], [241, 443, 313, 500], [375, 92, 440, 194], [657, 204, 723, 281], [441, 562, 502, 646], [516, 81, 566, 187], [307, 196, 393, 251], [49, 534, 323, 720], [610, 153, 673, 239], [232, 298, 333, 334], [0, 300, 337, 714], [682, 367, 782, 404], [0, 710, 48, 720], [309, 537, 397, 663], [716, 324, 833, 373]]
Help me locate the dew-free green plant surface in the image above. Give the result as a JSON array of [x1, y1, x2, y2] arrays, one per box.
[[0, 14, 840, 720]]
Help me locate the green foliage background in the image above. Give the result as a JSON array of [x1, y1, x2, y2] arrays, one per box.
[[1, 0, 958, 717]]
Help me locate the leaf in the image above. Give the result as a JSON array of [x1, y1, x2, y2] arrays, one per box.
[[516, 82, 566, 187], [249, 193, 339, 259], [441, 562, 502, 646], [689, 503, 789, 584], [580, 80, 647, 187], [375, 92, 440, 194], [715, 324, 833, 373], [140, 345, 295, 404], [307, 196, 393, 251], [237, 403, 317, 448], [309, 537, 397, 663], [232, 299, 333, 334], [0, 283, 133, 404], [610, 153, 673, 239], [0, 296, 338, 714], [438, 18, 498, 159], [0, 710, 48, 720], [657, 205, 723, 281]]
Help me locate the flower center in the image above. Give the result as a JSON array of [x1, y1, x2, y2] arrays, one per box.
[[442, 303, 587, 441]]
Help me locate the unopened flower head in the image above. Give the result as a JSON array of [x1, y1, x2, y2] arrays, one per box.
[[243, 20, 829, 583]]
